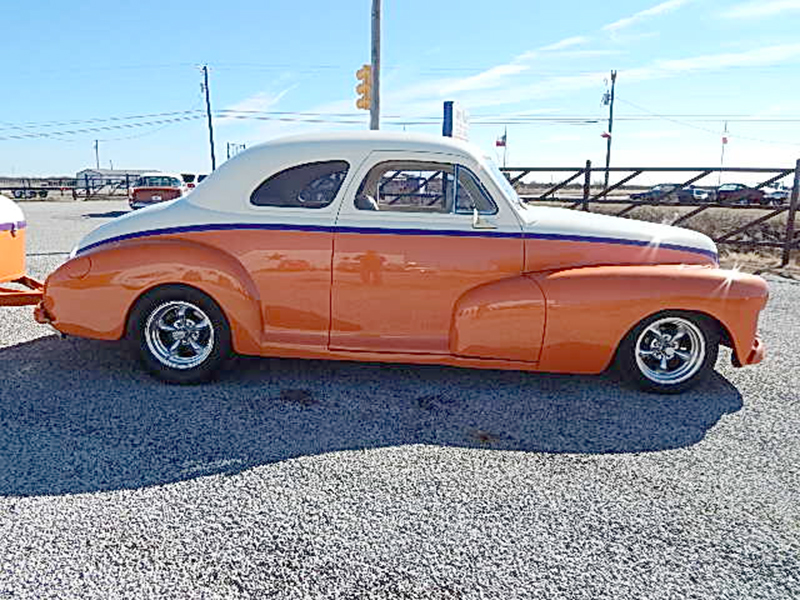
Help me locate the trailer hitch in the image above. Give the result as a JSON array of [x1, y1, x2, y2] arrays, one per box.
[[0, 276, 44, 307]]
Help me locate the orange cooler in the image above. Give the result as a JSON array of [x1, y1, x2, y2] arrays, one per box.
[[0, 195, 26, 282]]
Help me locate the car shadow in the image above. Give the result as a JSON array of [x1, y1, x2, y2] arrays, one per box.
[[83, 210, 128, 219], [0, 335, 743, 497]]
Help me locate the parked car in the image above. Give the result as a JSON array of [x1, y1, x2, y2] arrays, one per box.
[[715, 183, 767, 206], [35, 132, 768, 393], [686, 187, 711, 202], [630, 184, 709, 203], [181, 173, 197, 189], [763, 186, 790, 205], [128, 173, 190, 210]]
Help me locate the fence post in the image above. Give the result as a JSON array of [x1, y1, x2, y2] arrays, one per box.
[[782, 159, 800, 267], [583, 159, 591, 212]]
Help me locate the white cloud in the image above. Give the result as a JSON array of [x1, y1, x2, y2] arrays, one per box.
[[441, 63, 529, 94], [540, 36, 590, 52], [623, 43, 800, 80], [378, 40, 800, 119], [218, 87, 295, 124], [548, 49, 624, 58], [603, 0, 693, 33], [723, 0, 800, 18]]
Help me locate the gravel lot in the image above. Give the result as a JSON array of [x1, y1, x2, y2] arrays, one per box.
[[1, 201, 798, 599]]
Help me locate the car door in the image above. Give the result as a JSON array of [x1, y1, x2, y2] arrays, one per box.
[[238, 160, 348, 349], [330, 152, 536, 359]]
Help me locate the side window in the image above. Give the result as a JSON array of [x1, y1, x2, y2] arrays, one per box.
[[250, 161, 349, 208], [355, 161, 496, 214], [454, 166, 497, 214], [356, 161, 455, 213]]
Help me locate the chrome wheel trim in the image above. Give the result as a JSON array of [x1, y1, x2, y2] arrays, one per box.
[[634, 317, 705, 385], [144, 301, 214, 370]]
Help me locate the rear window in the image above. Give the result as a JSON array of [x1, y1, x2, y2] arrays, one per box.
[[250, 161, 349, 208], [136, 176, 182, 188]]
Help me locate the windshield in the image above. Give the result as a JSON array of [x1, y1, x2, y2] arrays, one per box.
[[482, 155, 525, 209], [136, 176, 182, 188]]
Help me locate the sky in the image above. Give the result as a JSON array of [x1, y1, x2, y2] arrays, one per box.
[[2, 0, 800, 182]]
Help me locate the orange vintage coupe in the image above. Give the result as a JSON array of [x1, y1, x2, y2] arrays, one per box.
[[30, 133, 767, 392]]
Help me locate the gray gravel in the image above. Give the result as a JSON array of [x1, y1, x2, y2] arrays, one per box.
[[1, 201, 798, 599]]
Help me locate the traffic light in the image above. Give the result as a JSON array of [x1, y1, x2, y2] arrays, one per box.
[[355, 64, 372, 110]]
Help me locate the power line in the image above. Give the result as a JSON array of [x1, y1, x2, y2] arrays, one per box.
[[2, 105, 799, 143], [2, 106, 800, 134], [0, 110, 205, 132], [617, 97, 800, 147], [0, 115, 207, 142]]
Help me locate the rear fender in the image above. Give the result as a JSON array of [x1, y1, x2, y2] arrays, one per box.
[[42, 239, 263, 354], [529, 265, 768, 374]]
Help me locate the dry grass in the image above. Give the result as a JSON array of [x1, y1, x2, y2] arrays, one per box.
[[599, 204, 788, 244], [572, 202, 798, 275], [718, 251, 800, 279]]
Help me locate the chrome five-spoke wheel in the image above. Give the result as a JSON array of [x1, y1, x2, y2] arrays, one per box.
[[145, 301, 215, 370], [617, 311, 719, 394], [634, 317, 705, 385], [129, 286, 231, 384]]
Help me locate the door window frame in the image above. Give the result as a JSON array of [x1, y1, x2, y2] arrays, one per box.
[[352, 159, 498, 216]]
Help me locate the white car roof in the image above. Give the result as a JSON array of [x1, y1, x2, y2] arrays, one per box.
[[187, 131, 486, 212], [136, 172, 184, 180]]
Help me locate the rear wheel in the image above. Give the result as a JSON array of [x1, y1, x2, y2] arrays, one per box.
[[616, 312, 719, 394], [128, 286, 231, 384]]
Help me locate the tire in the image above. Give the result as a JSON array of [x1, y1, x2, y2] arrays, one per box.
[[127, 285, 232, 384], [615, 311, 719, 394]]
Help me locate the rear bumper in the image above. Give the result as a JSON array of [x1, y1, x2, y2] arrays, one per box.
[[34, 302, 53, 324]]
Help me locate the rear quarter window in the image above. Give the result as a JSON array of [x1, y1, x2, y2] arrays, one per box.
[[250, 161, 349, 208]]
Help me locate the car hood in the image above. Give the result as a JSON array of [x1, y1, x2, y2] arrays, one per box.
[[517, 206, 718, 271]]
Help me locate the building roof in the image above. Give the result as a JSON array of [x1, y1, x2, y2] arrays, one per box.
[[75, 168, 154, 177]]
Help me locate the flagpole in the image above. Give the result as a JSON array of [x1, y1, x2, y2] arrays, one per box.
[[503, 126, 507, 168], [718, 121, 728, 186]]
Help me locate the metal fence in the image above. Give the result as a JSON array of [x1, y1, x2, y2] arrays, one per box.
[[0, 176, 131, 200], [502, 160, 800, 266]]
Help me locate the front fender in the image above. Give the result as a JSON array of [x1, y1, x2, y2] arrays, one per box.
[[529, 264, 768, 374], [41, 239, 263, 354]]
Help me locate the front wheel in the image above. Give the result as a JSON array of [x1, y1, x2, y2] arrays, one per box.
[[128, 286, 232, 384], [616, 312, 719, 394]]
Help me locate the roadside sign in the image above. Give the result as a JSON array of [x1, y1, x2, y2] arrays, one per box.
[[443, 101, 469, 141]]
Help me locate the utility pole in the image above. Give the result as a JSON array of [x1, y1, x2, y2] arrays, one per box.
[[202, 64, 217, 170], [718, 121, 729, 186], [603, 70, 617, 189], [370, 0, 381, 130], [94, 140, 100, 169]]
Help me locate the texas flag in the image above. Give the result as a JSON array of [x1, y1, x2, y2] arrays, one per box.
[[496, 132, 507, 147]]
